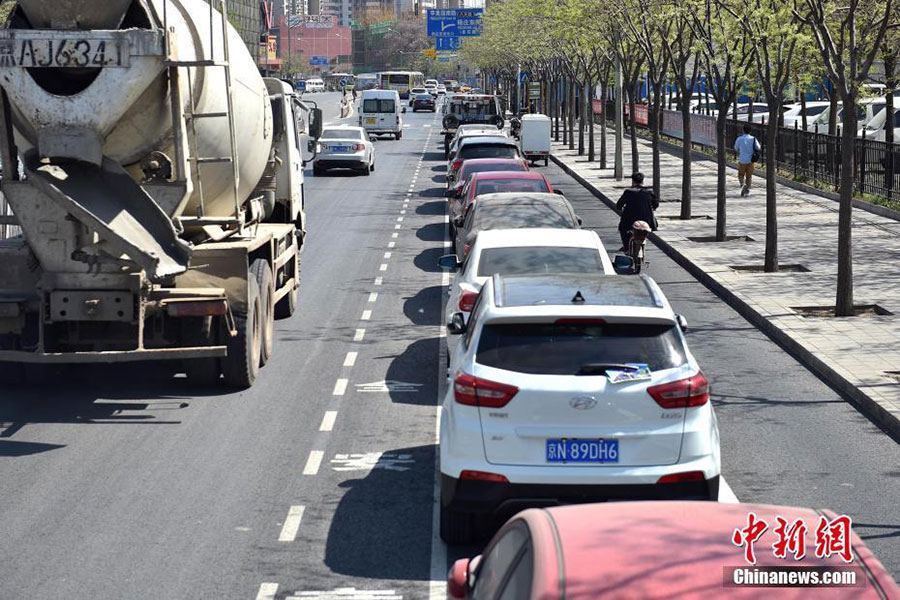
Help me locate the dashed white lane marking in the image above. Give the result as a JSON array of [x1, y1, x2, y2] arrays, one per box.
[[374, 277, 383, 286], [320, 411, 337, 432], [303, 451, 324, 475], [388, 242, 395, 249], [333, 378, 348, 396], [256, 583, 279, 600], [394, 224, 401, 230], [278, 505, 306, 542], [354, 328, 366, 342], [379, 263, 388, 271], [397, 217, 404, 222], [368, 292, 379, 302], [392, 232, 399, 238], [361, 309, 372, 320], [383, 252, 392, 259], [720, 476, 740, 503], [343, 352, 358, 367], [400, 210, 407, 215]]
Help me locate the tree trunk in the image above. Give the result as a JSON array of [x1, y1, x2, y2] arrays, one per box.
[[588, 76, 595, 162], [651, 87, 663, 201], [628, 82, 639, 172], [554, 77, 560, 142], [600, 80, 608, 169], [715, 112, 728, 241], [827, 80, 838, 135], [835, 101, 857, 316], [562, 79, 568, 146], [680, 96, 692, 219], [578, 80, 586, 156], [568, 77, 576, 151], [764, 113, 779, 272], [883, 51, 896, 193]]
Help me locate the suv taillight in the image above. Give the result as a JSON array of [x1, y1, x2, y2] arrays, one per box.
[[647, 373, 709, 408], [458, 291, 478, 312], [454, 373, 518, 408], [452, 159, 463, 172]]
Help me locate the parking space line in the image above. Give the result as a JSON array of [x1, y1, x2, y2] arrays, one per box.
[[278, 505, 305, 542], [256, 583, 279, 600], [354, 328, 366, 342], [303, 451, 324, 475], [343, 352, 358, 367], [320, 411, 338, 432], [333, 378, 348, 396]]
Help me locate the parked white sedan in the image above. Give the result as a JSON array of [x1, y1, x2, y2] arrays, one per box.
[[439, 228, 615, 330], [313, 126, 375, 176]]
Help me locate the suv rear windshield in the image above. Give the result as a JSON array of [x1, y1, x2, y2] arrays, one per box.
[[450, 100, 499, 116], [476, 323, 686, 375], [460, 163, 526, 180], [475, 178, 549, 195], [477, 247, 602, 277], [460, 145, 518, 160], [363, 99, 396, 113]]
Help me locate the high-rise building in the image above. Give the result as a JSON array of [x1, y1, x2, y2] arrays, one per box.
[[275, 0, 307, 18], [319, 0, 352, 26]]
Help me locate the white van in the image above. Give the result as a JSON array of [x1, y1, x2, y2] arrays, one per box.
[[305, 77, 325, 93], [359, 89, 404, 139]]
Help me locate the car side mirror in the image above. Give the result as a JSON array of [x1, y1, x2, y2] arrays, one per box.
[[447, 312, 467, 335], [447, 558, 471, 599], [309, 107, 323, 140], [676, 314, 689, 332], [613, 254, 635, 274], [438, 253, 461, 269]]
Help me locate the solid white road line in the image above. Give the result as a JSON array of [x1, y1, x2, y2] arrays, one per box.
[[361, 310, 372, 320], [278, 505, 306, 542], [320, 411, 338, 432], [303, 451, 324, 475], [354, 328, 366, 342], [344, 352, 358, 367], [720, 476, 740, 503], [369, 292, 379, 302], [333, 378, 348, 396], [256, 583, 279, 600]]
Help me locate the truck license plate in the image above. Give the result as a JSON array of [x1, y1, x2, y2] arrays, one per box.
[[3, 38, 127, 68]]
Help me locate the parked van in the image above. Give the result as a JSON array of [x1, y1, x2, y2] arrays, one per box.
[[305, 77, 325, 93], [359, 89, 405, 139]]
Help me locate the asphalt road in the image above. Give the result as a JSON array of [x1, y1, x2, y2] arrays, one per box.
[[0, 102, 898, 600]]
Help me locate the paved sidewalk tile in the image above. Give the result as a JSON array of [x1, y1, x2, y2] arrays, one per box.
[[551, 128, 900, 435]]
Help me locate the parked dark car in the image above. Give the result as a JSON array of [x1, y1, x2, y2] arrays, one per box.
[[413, 93, 436, 113]]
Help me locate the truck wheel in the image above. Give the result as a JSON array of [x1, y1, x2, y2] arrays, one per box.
[[440, 504, 476, 544], [275, 252, 300, 319], [222, 275, 262, 388], [183, 316, 220, 385], [250, 259, 275, 366]]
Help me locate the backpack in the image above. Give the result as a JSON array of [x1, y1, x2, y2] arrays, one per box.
[[751, 137, 760, 163]]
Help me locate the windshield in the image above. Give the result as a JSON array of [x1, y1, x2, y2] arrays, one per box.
[[476, 323, 687, 375], [321, 129, 362, 140], [460, 145, 518, 160], [389, 74, 410, 85], [363, 99, 396, 113], [475, 178, 549, 195], [451, 101, 499, 116], [477, 247, 603, 277]]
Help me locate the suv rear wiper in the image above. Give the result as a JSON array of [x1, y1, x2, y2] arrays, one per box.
[[576, 363, 640, 375]]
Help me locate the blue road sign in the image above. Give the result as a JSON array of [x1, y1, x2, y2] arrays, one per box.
[[340, 78, 348, 87], [456, 8, 483, 37], [436, 37, 460, 51], [309, 56, 327, 66], [427, 9, 458, 38], [438, 56, 451, 62]]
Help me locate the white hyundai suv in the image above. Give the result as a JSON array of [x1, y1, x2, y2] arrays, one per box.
[[439, 273, 721, 544]]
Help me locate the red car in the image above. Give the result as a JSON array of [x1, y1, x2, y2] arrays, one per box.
[[448, 502, 900, 599], [446, 158, 529, 200], [449, 170, 556, 230]]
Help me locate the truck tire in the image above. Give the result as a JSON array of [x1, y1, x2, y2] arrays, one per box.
[[222, 275, 262, 388], [440, 504, 476, 545], [183, 316, 220, 386], [275, 252, 300, 319], [250, 259, 275, 366]]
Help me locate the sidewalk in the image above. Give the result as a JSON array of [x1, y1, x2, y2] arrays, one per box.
[[551, 128, 900, 438]]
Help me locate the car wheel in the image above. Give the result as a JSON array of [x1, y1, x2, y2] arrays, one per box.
[[370, 161, 375, 172], [440, 504, 476, 545], [545, 157, 549, 166]]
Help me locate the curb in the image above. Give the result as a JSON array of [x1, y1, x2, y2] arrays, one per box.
[[551, 151, 900, 442]]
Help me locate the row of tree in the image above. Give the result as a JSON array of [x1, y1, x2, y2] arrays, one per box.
[[461, 0, 899, 317]]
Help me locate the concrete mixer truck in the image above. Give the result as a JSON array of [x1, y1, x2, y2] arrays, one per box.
[[0, 0, 324, 387]]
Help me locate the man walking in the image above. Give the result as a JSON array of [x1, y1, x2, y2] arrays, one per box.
[[616, 172, 658, 251], [734, 123, 761, 197]]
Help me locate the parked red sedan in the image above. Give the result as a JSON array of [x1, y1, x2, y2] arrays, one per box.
[[446, 157, 529, 200], [449, 170, 557, 232], [447, 502, 900, 599]]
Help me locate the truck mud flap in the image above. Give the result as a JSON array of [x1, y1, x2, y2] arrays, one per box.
[[23, 152, 191, 281]]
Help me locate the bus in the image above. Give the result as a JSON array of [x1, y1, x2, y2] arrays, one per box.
[[356, 73, 379, 91], [377, 71, 425, 99], [323, 72, 356, 92]]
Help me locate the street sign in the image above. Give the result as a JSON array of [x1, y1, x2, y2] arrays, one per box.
[[309, 56, 328, 66], [435, 36, 460, 51], [340, 78, 348, 87], [427, 9, 458, 38], [422, 47, 437, 59], [438, 56, 451, 62], [456, 8, 483, 37], [528, 82, 541, 100]]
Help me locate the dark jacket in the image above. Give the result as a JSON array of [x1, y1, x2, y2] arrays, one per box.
[[616, 186, 659, 231]]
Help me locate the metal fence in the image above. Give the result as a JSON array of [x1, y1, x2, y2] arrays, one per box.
[[0, 189, 19, 240], [594, 101, 900, 202]]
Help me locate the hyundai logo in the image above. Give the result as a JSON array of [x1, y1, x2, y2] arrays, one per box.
[[570, 396, 597, 410]]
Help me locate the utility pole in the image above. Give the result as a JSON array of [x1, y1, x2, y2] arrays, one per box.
[[614, 54, 624, 181]]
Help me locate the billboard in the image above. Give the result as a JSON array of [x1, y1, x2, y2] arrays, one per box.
[[287, 15, 336, 28]]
